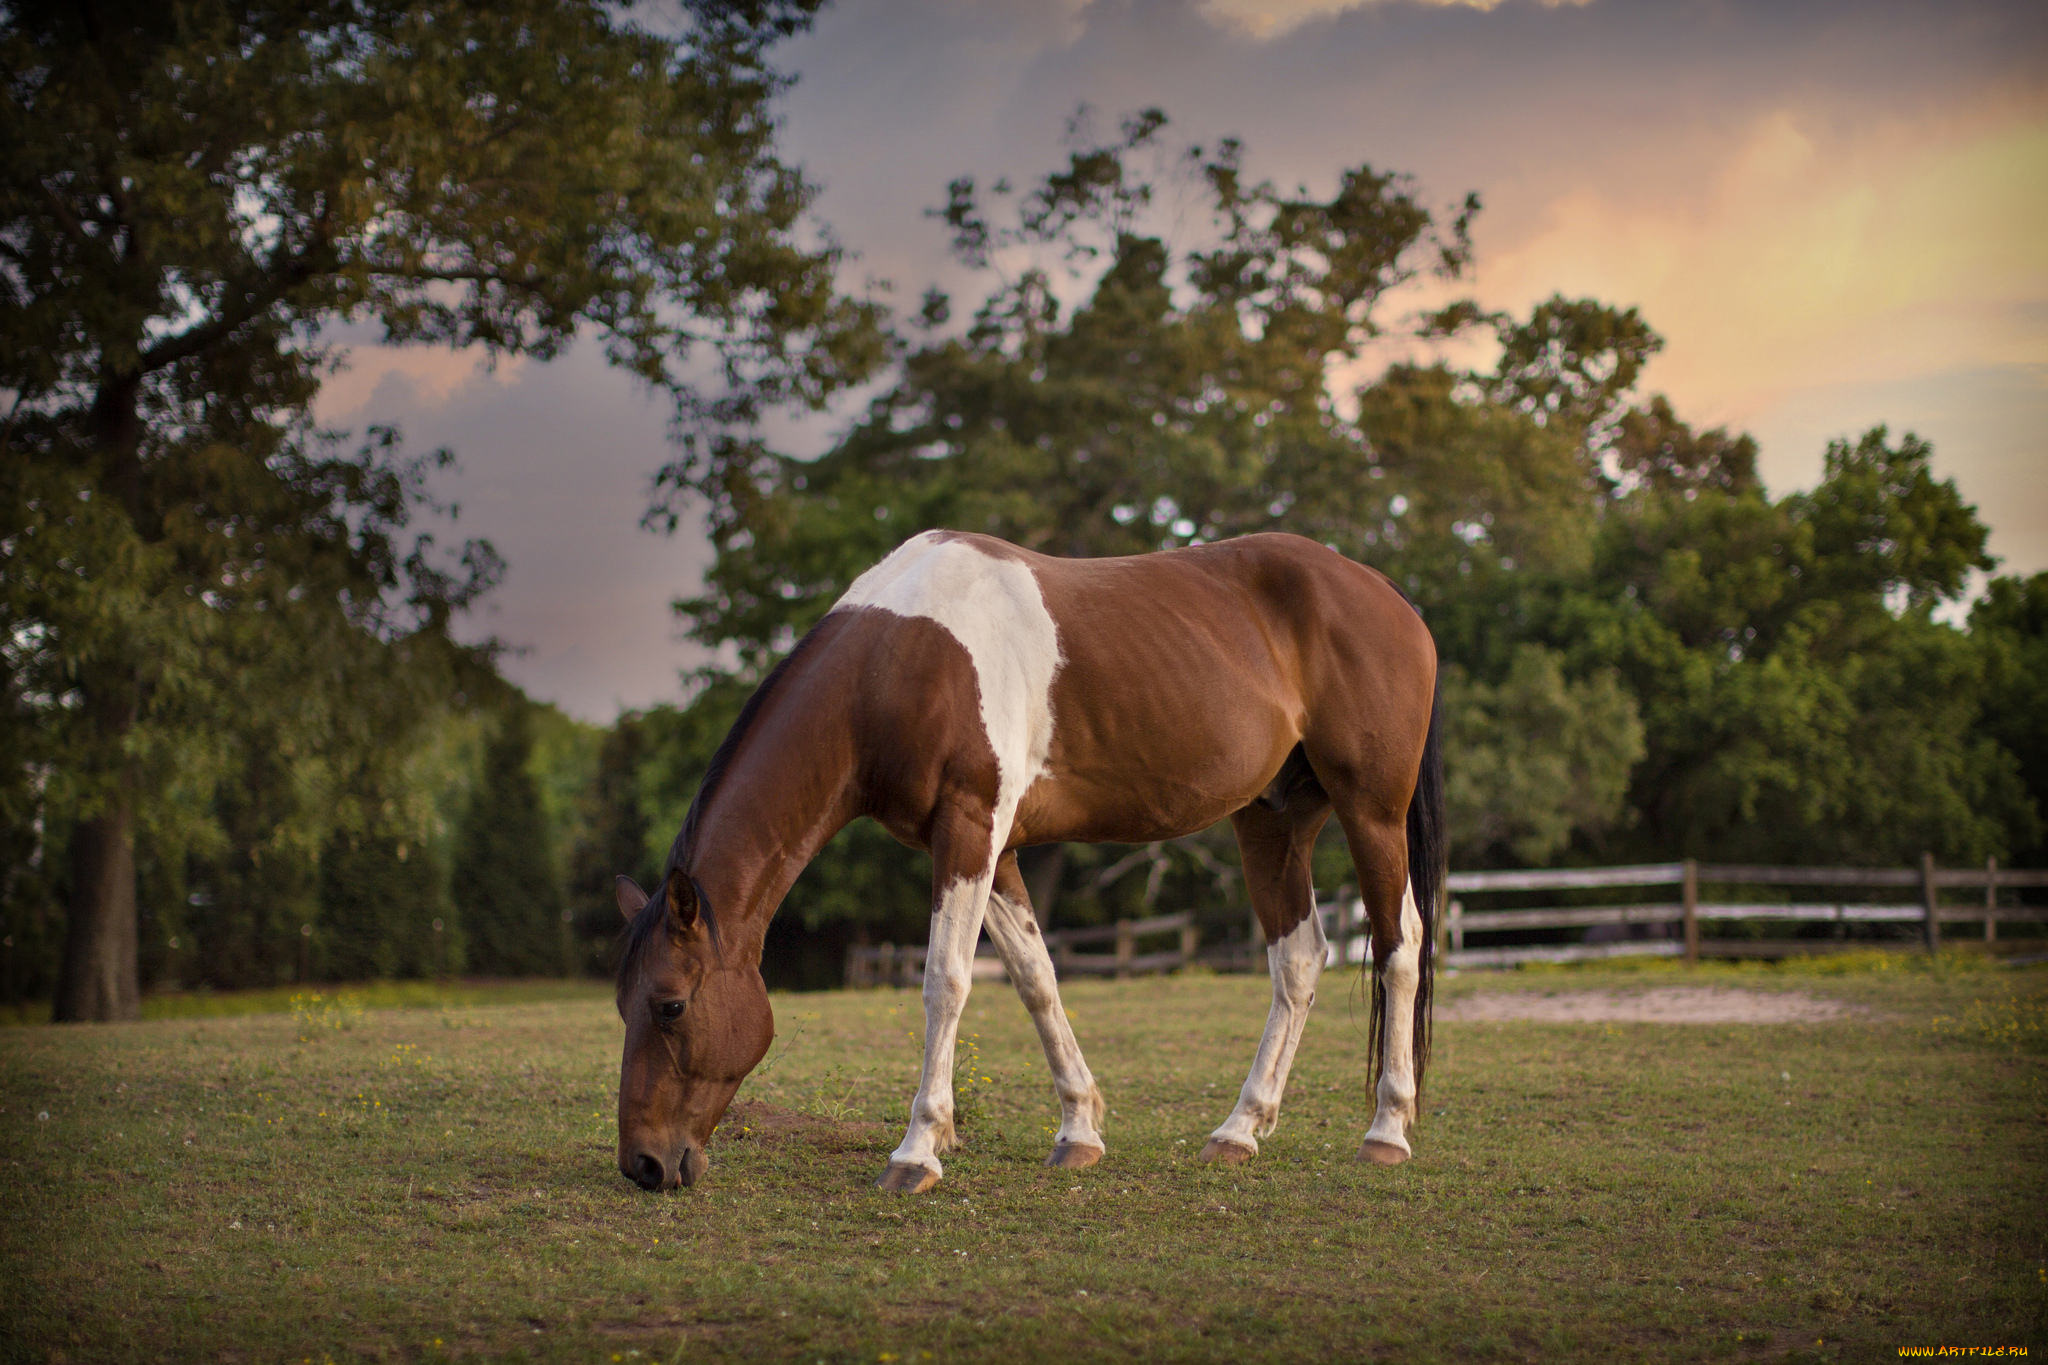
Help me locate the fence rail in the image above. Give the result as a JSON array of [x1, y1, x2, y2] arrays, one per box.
[[845, 912, 1198, 988], [1436, 856, 2048, 969], [845, 855, 2046, 985]]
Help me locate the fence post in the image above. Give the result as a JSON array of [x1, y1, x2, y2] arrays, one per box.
[[1920, 851, 1940, 955], [1682, 859, 1699, 964], [1115, 920, 1135, 979], [1179, 919, 1199, 970], [1448, 898, 1464, 954], [1985, 855, 1998, 944]]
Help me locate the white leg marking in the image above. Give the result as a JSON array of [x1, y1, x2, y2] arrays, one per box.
[[1361, 882, 1425, 1155], [1209, 910, 1326, 1154], [983, 890, 1105, 1153], [890, 870, 996, 1180]]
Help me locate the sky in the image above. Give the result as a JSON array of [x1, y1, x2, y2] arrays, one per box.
[[315, 0, 2048, 722]]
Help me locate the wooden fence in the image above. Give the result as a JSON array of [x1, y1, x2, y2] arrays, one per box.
[[845, 912, 1198, 988], [1437, 856, 2048, 969], [844, 856, 2047, 985]]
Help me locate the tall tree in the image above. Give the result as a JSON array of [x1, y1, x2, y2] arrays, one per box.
[[680, 108, 1475, 668], [453, 702, 559, 977], [1972, 573, 2048, 866], [1, 0, 883, 1017]]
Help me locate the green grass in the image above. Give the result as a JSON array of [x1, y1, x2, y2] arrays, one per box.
[[0, 977, 611, 1027], [3, 960, 2043, 1362]]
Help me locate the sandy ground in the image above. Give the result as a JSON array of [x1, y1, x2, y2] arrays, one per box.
[[1436, 986, 1869, 1024]]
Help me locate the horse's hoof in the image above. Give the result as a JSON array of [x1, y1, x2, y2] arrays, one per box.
[[1357, 1139, 1410, 1166], [1196, 1138, 1256, 1166], [875, 1162, 941, 1194], [1046, 1141, 1104, 1170]]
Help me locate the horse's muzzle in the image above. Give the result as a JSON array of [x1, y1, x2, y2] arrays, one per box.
[[620, 1145, 708, 1191]]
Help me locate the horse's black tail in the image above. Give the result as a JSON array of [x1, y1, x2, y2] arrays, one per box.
[[1405, 672, 1445, 1106], [1368, 670, 1445, 1107]]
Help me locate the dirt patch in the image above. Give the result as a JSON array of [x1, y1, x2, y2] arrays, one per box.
[[713, 1099, 887, 1152], [1437, 986, 1871, 1024]]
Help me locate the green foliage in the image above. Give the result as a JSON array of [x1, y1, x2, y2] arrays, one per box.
[[1794, 427, 1993, 609], [525, 703, 604, 905], [1971, 573, 2048, 864], [318, 828, 452, 982], [454, 704, 564, 977], [1442, 647, 1645, 866], [0, 0, 881, 1010], [680, 109, 1470, 669]]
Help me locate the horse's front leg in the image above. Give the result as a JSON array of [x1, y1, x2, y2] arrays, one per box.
[[878, 810, 999, 1193]]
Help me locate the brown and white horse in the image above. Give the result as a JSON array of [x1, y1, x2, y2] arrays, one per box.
[[613, 530, 1444, 1193]]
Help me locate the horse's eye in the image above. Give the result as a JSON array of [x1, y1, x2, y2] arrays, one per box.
[[654, 999, 686, 1026]]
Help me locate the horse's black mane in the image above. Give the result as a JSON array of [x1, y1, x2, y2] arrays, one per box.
[[617, 622, 833, 990]]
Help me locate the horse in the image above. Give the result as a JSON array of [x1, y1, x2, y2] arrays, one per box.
[[613, 529, 1444, 1193]]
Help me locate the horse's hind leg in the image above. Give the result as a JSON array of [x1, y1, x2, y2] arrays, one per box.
[[1333, 808, 1423, 1165], [983, 851, 1106, 1169], [1199, 800, 1330, 1165]]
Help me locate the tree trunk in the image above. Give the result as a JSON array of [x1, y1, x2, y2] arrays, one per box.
[[53, 373, 148, 1022], [54, 770, 142, 1022]]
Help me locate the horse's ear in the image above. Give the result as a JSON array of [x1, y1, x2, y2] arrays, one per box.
[[614, 875, 649, 921], [665, 872, 701, 931]]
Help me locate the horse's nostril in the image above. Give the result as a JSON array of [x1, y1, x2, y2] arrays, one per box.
[[626, 1151, 667, 1191]]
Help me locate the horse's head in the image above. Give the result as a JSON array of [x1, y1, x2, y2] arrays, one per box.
[[612, 873, 772, 1191]]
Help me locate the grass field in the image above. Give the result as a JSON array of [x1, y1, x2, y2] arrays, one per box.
[[3, 957, 2044, 1363]]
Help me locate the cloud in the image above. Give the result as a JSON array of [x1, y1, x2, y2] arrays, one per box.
[[317, 340, 716, 721], [780, 0, 2047, 537], [1476, 97, 2048, 410], [306, 0, 2047, 720]]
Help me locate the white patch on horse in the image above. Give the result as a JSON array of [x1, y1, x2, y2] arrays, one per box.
[[1208, 910, 1326, 1154], [833, 531, 1062, 833], [1360, 881, 1425, 1156]]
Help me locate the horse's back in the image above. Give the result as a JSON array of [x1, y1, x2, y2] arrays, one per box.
[[1020, 532, 1434, 842], [820, 530, 1434, 846]]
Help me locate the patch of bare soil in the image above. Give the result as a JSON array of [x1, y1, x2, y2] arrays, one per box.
[[1436, 986, 1871, 1024], [712, 1099, 887, 1152]]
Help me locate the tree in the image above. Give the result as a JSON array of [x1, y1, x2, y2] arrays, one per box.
[[453, 703, 560, 977], [1, 0, 884, 1017], [1441, 645, 1644, 866], [1583, 426, 2019, 865], [681, 107, 1474, 665], [1969, 574, 2048, 865]]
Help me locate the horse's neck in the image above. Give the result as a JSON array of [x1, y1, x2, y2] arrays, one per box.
[[686, 689, 859, 953]]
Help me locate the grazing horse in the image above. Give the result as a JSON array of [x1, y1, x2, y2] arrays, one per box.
[[614, 530, 1444, 1193]]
